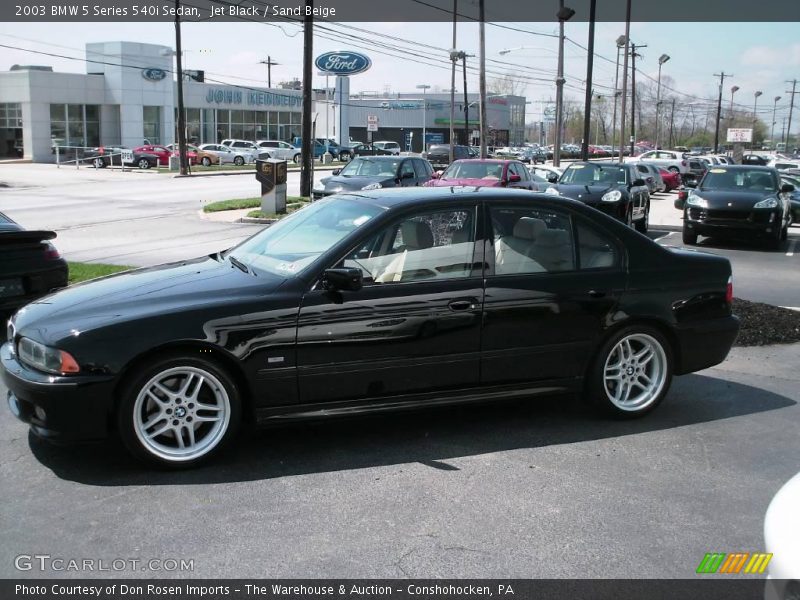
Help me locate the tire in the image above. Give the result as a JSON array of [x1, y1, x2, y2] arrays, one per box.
[[682, 226, 697, 245], [635, 203, 649, 234], [138, 158, 151, 170], [117, 355, 241, 468], [93, 157, 105, 169], [624, 205, 633, 228], [584, 325, 673, 418], [233, 156, 245, 166], [339, 152, 351, 162], [201, 157, 212, 167], [293, 154, 301, 164], [668, 166, 679, 173]]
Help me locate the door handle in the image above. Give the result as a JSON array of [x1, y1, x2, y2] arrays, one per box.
[[587, 290, 607, 298], [448, 299, 477, 311]]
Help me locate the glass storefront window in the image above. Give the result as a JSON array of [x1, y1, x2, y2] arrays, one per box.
[[143, 105, 161, 144], [49, 103, 100, 148], [202, 109, 215, 144], [50, 104, 66, 122]]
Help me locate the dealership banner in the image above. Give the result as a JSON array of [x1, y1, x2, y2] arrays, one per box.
[[1, 579, 788, 599], [3, 0, 799, 22]]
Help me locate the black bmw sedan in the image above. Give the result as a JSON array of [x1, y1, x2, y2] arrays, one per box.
[[682, 165, 794, 249], [312, 156, 434, 199], [2, 188, 739, 468], [545, 162, 651, 233]]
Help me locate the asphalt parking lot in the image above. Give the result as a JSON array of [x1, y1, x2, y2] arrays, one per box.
[[1, 163, 799, 579]]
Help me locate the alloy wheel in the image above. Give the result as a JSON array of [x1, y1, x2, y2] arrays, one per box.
[[603, 333, 668, 412]]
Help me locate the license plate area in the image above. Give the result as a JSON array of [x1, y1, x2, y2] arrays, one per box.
[[0, 278, 24, 298]]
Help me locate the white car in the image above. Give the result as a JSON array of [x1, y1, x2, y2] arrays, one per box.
[[372, 141, 401, 155], [198, 143, 253, 166], [626, 150, 688, 174], [256, 140, 301, 163], [769, 158, 800, 171], [530, 165, 563, 183], [220, 139, 264, 163], [764, 471, 800, 598]]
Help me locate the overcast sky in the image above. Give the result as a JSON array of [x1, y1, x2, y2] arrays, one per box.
[[0, 20, 798, 131]]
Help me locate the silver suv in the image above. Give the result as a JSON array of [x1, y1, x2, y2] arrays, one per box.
[[372, 141, 401, 155], [256, 140, 302, 163], [220, 139, 268, 162]]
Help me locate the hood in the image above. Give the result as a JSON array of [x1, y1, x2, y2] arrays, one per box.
[[426, 177, 502, 187], [13, 255, 287, 345], [693, 188, 780, 209], [320, 175, 397, 192], [554, 183, 618, 204]]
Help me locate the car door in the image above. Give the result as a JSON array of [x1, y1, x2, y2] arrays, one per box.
[[481, 201, 626, 385], [398, 159, 418, 186], [295, 203, 485, 403]]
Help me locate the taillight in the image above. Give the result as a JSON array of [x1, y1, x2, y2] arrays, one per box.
[[44, 242, 61, 260], [678, 190, 688, 201], [725, 275, 733, 304]]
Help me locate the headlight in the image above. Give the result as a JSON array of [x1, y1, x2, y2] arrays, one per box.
[[601, 190, 622, 202], [754, 198, 778, 209], [361, 182, 382, 190], [545, 186, 560, 195], [686, 194, 708, 208], [17, 337, 80, 374]]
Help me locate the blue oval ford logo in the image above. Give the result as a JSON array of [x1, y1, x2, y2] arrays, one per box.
[[142, 67, 167, 82], [315, 51, 371, 76]]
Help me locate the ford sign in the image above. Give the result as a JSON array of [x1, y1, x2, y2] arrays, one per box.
[[142, 68, 167, 82], [315, 51, 371, 76]]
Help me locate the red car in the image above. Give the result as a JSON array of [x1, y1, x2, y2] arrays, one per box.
[[658, 167, 681, 192], [423, 159, 542, 190], [133, 144, 172, 166], [165, 143, 198, 166]]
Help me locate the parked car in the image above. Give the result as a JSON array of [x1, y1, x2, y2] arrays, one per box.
[[768, 158, 800, 171], [164, 143, 198, 166], [424, 159, 541, 190], [530, 166, 563, 182], [626, 150, 688, 175], [682, 165, 793, 249], [659, 167, 681, 192], [779, 173, 800, 226], [83, 146, 159, 170], [0, 211, 68, 317], [684, 158, 708, 184], [0, 187, 740, 467], [255, 140, 301, 163], [198, 143, 252, 166], [372, 141, 401, 155], [312, 156, 434, 199], [518, 147, 547, 164], [424, 144, 472, 169], [741, 154, 769, 166], [630, 163, 662, 194], [134, 145, 173, 167], [181, 144, 220, 167], [349, 143, 396, 158], [546, 162, 651, 232], [221, 139, 267, 163]]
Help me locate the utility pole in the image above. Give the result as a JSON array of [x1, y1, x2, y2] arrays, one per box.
[[553, 1, 575, 167], [580, 0, 596, 161], [610, 35, 625, 160], [259, 56, 279, 88], [479, 0, 487, 158], [629, 42, 645, 157], [617, 0, 631, 163], [786, 79, 798, 151], [174, 0, 188, 176], [449, 0, 457, 163], [770, 96, 781, 151], [300, 0, 313, 198], [668, 97, 676, 147], [462, 53, 469, 145], [713, 71, 731, 153]]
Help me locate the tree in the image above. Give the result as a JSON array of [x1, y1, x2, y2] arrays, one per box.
[[488, 73, 527, 97]]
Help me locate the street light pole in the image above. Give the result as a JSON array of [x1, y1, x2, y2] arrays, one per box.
[[610, 35, 625, 159], [553, 2, 575, 167], [730, 85, 739, 121], [654, 53, 670, 149], [479, 0, 487, 158], [753, 90, 762, 149], [416, 84, 430, 153], [617, 0, 631, 163], [580, 0, 596, 161], [770, 96, 781, 151], [174, 0, 188, 176]]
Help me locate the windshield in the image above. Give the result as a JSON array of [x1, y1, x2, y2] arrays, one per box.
[[559, 164, 627, 185], [338, 158, 400, 177], [442, 161, 505, 180], [701, 168, 777, 191], [229, 198, 384, 276]]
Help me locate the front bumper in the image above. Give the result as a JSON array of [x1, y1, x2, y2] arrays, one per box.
[[685, 207, 783, 238], [673, 315, 740, 375], [1, 342, 116, 442]]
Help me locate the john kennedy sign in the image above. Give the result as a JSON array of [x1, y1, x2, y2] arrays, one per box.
[[315, 51, 372, 76]]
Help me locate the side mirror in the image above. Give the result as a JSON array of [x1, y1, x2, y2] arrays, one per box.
[[780, 183, 795, 193], [633, 178, 646, 187], [508, 174, 522, 183], [674, 197, 686, 210], [332, 168, 341, 176], [547, 174, 559, 183], [685, 180, 697, 189], [322, 268, 363, 292]]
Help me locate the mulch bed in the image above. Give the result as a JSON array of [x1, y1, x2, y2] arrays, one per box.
[[733, 298, 800, 346]]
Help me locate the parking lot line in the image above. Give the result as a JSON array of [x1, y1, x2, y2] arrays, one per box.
[[787, 239, 797, 257]]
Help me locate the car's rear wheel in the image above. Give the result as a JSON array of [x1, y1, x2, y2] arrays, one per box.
[[339, 152, 351, 162], [293, 154, 301, 164], [93, 157, 105, 169], [635, 203, 649, 233], [138, 158, 151, 170], [201, 157, 212, 167], [682, 226, 697, 245], [585, 326, 672, 418], [233, 156, 244, 166], [118, 356, 241, 468], [669, 166, 679, 173]]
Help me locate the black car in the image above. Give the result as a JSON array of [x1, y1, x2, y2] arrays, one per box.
[[2, 188, 740, 468], [312, 156, 433, 199], [350, 144, 395, 158], [545, 162, 651, 233], [425, 144, 472, 169], [682, 165, 793, 249], [0, 212, 68, 318], [741, 154, 769, 166], [83, 146, 160, 170], [779, 174, 800, 226]]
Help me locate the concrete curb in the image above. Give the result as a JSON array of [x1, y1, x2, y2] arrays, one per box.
[[240, 217, 278, 224]]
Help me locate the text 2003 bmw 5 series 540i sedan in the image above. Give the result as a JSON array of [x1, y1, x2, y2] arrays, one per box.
[[1, 188, 740, 468]]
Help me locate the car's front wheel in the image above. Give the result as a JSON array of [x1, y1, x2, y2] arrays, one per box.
[[233, 156, 245, 166], [93, 157, 105, 169], [118, 355, 241, 468], [669, 166, 680, 173], [201, 157, 212, 167], [293, 153, 301, 164], [339, 151, 351, 162], [585, 326, 673, 418]]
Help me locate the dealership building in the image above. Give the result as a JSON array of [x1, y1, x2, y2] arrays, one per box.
[[0, 41, 525, 161], [0, 41, 304, 162]]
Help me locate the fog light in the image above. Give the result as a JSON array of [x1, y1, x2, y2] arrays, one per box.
[[34, 406, 46, 421], [7, 392, 20, 417]]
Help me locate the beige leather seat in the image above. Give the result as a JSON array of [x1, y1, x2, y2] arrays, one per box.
[[532, 228, 573, 272], [495, 217, 547, 274]]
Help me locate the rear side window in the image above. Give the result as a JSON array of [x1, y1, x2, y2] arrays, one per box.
[[576, 221, 620, 270], [490, 206, 575, 275]]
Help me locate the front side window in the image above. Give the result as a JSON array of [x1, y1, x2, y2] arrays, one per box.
[[342, 208, 477, 284], [399, 161, 415, 179], [490, 206, 575, 275]]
